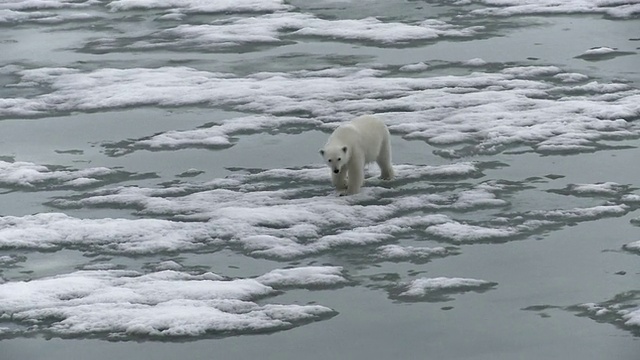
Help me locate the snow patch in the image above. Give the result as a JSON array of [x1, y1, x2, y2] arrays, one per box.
[[256, 266, 348, 288], [396, 277, 497, 299], [0, 268, 337, 338], [3, 65, 638, 157]]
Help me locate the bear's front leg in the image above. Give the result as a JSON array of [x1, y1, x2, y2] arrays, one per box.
[[331, 170, 348, 191], [345, 162, 364, 195]]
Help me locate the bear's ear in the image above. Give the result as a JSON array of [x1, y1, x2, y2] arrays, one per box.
[[342, 146, 347, 153], [319, 149, 325, 156]]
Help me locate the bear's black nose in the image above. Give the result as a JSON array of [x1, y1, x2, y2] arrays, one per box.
[[333, 169, 339, 174]]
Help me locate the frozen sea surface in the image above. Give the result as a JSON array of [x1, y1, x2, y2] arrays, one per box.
[[0, 1, 639, 359]]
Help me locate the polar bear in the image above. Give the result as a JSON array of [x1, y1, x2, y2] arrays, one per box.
[[319, 115, 394, 195]]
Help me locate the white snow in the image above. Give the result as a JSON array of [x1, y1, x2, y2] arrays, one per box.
[[565, 182, 625, 196], [3, 65, 637, 157], [376, 244, 452, 261], [422, 205, 629, 244], [576, 300, 640, 332], [622, 194, 640, 204], [581, 47, 618, 56], [256, 266, 347, 288], [0, 159, 628, 258], [0, 0, 95, 11], [399, 62, 430, 72], [0, 0, 102, 23], [575, 46, 635, 60], [0, 160, 120, 189], [0, 268, 337, 338], [85, 13, 483, 52], [553, 72, 589, 83], [153, 260, 184, 271], [528, 204, 629, 220], [397, 277, 496, 298], [106, 0, 291, 13], [291, 17, 482, 44], [464, 58, 488, 66], [623, 240, 640, 253], [0, 162, 481, 257], [0, 213, 214, 253], [462, 0, 640, 18], [623, 308, 640, 327], [135, 115, 320, 150], [0, 254, 24, 266]]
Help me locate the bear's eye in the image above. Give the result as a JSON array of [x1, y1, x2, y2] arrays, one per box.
[[328, 159, 332, 162], [337, 158, 341, 161]]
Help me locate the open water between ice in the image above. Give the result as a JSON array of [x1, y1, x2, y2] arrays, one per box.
[[0, 1, 639, 359]]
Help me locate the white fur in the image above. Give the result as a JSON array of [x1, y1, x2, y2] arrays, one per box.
[[320, 115, 394, 195]]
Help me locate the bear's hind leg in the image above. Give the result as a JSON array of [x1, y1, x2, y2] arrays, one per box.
[[377, 138, 394, 180]]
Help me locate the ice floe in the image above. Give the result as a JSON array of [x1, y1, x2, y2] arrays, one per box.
[[0, 159, 150, 190], [0, 161, 497, 256], [582, 47, 618, 56], [107, 0, 291, 13], [0, 160, 633, 260], [549, 182, 628, 197], [80, 13, 483, 53], [0, 0, 290, 14], [123, 115, 321, 152], [0, 0, 95, 10], [573, 183, 627, 195], [5, 64, 636, 157], [0, 0, 103, 24], [256, 266, 348, 288], [526, 204, 629, 221], [392, 276, 497, 301], [0, 213, 214, 254], [570, 292, 640, 336], [526, 292, 640, 337], [422, 204, 631, 243], [0, 254, 25, 267], [399, 62, 430, 72], [575, 46, 637, 61], [0, 9, 98, 23], [375, 244, 454, 262], [464, 58, 488, 67], [553, 72, 590, 83], [460, 0, 640, 19], [0, 268, 340, 339], [622, 240, 640, 253]]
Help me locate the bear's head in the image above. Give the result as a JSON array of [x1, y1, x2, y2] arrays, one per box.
[[319, 146, 349, 174]]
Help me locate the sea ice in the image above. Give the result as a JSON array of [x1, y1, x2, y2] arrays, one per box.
[[399, 62, 430, 72], [623, 240, 640, 253], [0, 268, 338, 338], [256, 266, 348, 288], [376, 244, 453, 262], [551, 182, 627, 197], [0, 160, 125, 189], [2, 65, 638, 157], [575, 46, 636, 60], [396, 277, 497, 298], [81, 12, 484, 52], [573, 295, 640, 336], [106, 0, 291, 13], [0, 213, 214, 254], [462, 0, 640, 18], [0, 156, 631, 260]]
